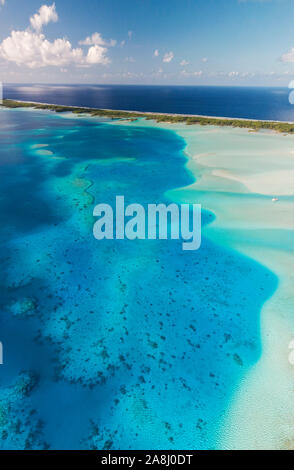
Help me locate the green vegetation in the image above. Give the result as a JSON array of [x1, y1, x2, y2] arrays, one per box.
[[2, 99, 294, 134]]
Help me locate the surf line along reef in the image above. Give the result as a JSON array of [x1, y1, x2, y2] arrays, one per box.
[[93, 196, 202, 251], [3, 99, 294, 134]]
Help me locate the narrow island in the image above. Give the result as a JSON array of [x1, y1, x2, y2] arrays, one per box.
[[2, 99, 294, 134]]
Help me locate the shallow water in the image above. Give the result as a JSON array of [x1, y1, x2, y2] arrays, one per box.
[[0, 109, 277, 449]]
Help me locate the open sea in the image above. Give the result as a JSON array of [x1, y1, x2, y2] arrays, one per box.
[[4, 84, 294, 121]]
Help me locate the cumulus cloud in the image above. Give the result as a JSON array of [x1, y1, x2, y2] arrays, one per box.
[[0, 0, 5, 5], [0, 4, 112, 68], [163, 51, 174, 63], [79, 32, 117, 47], [85, 45, 110, 65], [180, 60, 189, 66], [154, 49, 159, 57], [281, 48, 294, 63], [0, 31, 83, 67], [30, 3, 58, 32]]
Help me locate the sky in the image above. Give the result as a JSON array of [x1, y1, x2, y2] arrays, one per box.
[[1, 0, 294, 85]]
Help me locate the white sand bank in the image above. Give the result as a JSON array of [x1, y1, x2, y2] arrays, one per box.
[[87, 116, 294, 449], [171, 124, 294, 450]]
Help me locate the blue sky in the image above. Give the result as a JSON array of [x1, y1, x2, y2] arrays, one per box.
[[1, 0, 294, 85]]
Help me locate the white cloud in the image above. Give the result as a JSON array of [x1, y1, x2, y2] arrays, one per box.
[[228, 71, 239, 77], [202, 57, 208, 63], [30, 3, 58, 32], [128, 30, 133, 39], [180, 60, 189, 66], [0, 30, 82, 68], [0, 4, 111, 68], [86, 46, 110, 65], [181, 70, 203, 77], [281, 48, 294, 63], [79, 32, 116, 47], [0, 31, 110, 68], [163, 51, 174, 63], [86, 45, 110, 65], [154, 49, 159, 57], [0, 0, 5, 5]]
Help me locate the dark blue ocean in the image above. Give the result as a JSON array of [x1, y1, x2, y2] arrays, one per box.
[[4, 84, 294, 121]]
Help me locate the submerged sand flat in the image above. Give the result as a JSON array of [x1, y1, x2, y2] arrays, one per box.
[[113, 117, 294, 449], [171, 125, 294, 450]]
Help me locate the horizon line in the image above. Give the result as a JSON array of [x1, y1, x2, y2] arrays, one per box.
[[3, 83, 291, 89]]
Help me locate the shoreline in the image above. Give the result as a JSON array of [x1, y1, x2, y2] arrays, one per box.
[[2, 99, 294, 134]]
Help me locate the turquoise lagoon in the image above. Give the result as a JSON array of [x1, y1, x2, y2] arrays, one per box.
[[0, 108, 277, 449]]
